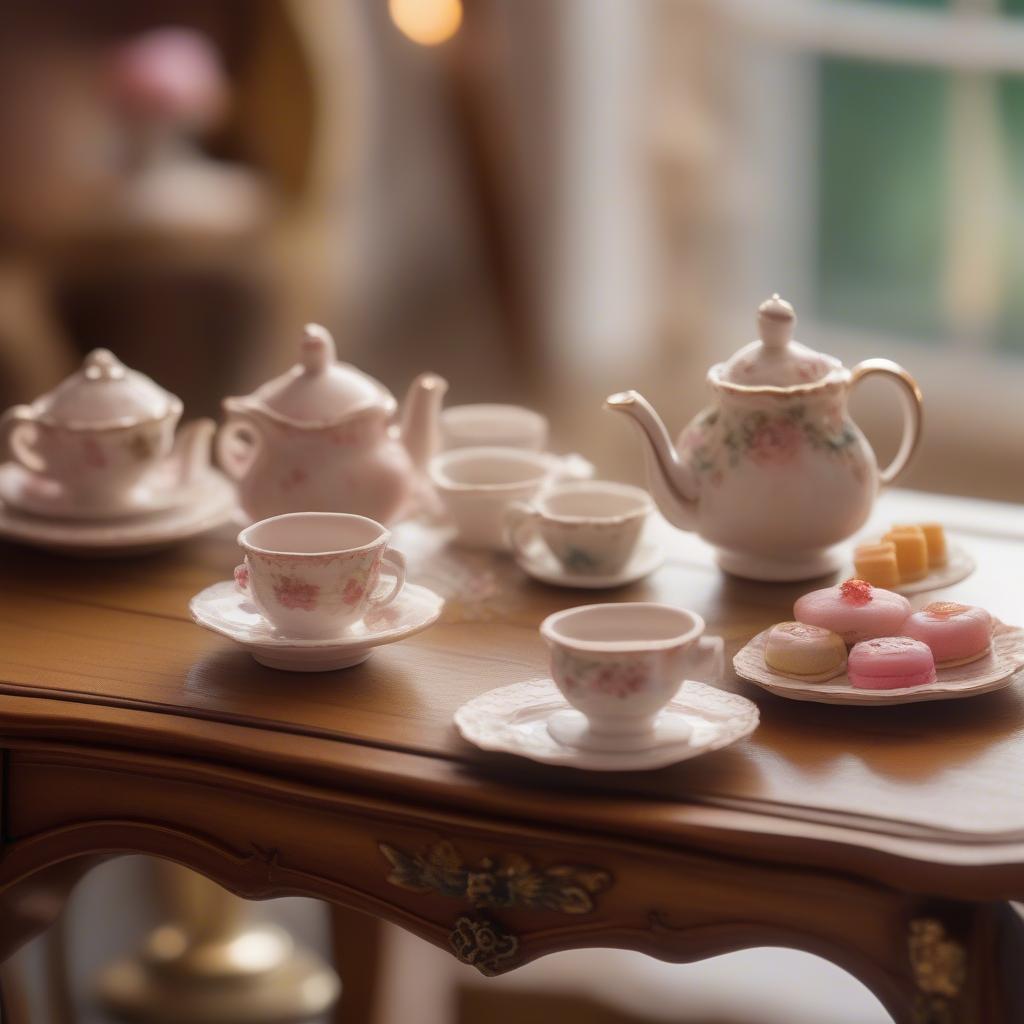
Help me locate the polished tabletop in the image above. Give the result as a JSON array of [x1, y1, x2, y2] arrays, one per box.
[[2, 489, 1023, 893]]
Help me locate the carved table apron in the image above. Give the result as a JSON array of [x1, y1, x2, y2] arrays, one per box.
[[0, 489, 1022, 1024]]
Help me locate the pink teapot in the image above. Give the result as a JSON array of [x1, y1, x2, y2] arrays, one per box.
[[217, 324, 448, 524], [606, 296, 923, 581]]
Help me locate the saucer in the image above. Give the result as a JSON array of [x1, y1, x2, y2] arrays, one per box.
[[0, 460, 210, 521], [513, 535, 666, 590], [0, 472, 236, 556], [846, 541, 975, 596], [453, 678, 758, 771], [190, 580, 445, 671], [733, 621, 1024, 706]]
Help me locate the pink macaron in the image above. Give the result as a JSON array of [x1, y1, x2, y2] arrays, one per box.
[[847, 636, 937, 690], [900, 601, 992, 667], [794, 579, 912, 645]]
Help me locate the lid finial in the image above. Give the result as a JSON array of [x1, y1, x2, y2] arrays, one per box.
[[83, 348, 127, 381], [757, 293, 796, 354], [300, 323, 337, 374]]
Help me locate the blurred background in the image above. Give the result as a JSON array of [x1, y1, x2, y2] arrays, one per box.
[[2, 0, 1022, 1022]]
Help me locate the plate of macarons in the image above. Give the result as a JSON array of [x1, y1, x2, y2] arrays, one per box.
[[733, 578, 1024, 706], [850, 520, 975, 596]]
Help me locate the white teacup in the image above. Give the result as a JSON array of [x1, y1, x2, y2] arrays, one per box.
[[234, 512, 406, 640], [429, 446, 592, 550], [540, 603, 724, 751], [506, 480, 652, 576], [440, 404, 548, 451]]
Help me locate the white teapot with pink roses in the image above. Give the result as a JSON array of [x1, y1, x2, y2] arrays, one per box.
[[605, 295, 924, 581]]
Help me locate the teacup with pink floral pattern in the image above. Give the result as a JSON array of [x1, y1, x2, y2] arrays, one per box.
[[235, 512, 406, 639], [540, 603, 724, 751]]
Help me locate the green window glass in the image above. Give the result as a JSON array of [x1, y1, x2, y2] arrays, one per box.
[[815, 59, 949, 339]]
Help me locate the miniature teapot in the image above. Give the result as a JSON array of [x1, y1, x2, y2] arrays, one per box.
[[217, 324, 448, 524], [0, 348, 213, 517], [605, 296, 923, 581]]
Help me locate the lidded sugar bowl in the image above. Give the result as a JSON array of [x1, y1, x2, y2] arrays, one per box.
[[0, 348, 212, 517], [606, 295, 923, 581], [217, 324, 448, 524]]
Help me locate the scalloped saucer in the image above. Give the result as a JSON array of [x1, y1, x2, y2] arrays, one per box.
[[453, 678, 758, 771], [0, 472, 236, 556], [513, 535, 666, 590], [733, 621, 1024, 706], [190, 580, 444, 671], [0, 460, 213, 521]]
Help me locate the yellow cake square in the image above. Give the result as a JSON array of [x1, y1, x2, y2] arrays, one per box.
[[883, 526, 929, 582], [918, 522, 948, 568], [854, 541, 901, 588]]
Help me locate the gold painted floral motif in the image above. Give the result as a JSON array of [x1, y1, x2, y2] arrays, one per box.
[[909, 917, 966, 1024], [379, 839, 611, 913], [449, 914, 519, 976]]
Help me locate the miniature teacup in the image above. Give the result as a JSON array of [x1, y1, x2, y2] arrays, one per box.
[[429, 446, 593, 550], [440, 403, 548, 451], [234, 512, 406, 640], [540, 603, 724, 751], [506, 480, 653, 576]]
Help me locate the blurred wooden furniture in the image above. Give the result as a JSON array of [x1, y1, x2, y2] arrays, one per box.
[[0, 490, 1022, 1023]]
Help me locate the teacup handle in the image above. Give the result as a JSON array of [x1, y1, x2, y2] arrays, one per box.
[[0, 405, 47, 474], [233, 563, 250, 592], [687, 635, 725, 684], [849, 358, 923, 486], [368, 550, 406, 612], [505, 501, 541, 560], [216, 413, 263, 482]]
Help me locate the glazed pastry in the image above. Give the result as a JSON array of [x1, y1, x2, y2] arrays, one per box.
[[853, 541, 900, 589], [883, 526, 929, 582], [901, 601, 992, 667], [764, 621, 847, 681], [848, 636, 936, 690], [794, 578, 912, 645]]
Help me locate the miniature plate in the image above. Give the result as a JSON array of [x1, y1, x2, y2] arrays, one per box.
[[513, 534, 666, 590], [846, 542, 975, 596], [190, 580, 444, 671], [454, 678, 759, 771], [0, 472, 236, 556], [733, 621, 1024, 706]]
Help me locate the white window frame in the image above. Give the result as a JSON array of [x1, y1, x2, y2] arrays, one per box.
[[721, 0, 1024, 450]]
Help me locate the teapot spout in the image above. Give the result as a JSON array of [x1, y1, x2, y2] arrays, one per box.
[[399, 372, 449, 472], [604, 390, 699, 531], [169, 418, 215, 487]]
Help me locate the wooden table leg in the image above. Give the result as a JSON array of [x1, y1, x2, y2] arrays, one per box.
[[329, 904, 385, 1024]]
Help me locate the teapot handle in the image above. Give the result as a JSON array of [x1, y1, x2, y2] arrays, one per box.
[[849, 358, 923, 486], [215, 413, 263, 482], [0, 405, 47, 474]]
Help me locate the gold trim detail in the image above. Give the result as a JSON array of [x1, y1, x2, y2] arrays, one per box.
[[909, 918, 966, 1024], [449, 914, 519, 976], [379, 840, 611, 913]]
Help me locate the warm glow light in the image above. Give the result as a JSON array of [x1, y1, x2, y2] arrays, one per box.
[[388, 0, 463, 46]]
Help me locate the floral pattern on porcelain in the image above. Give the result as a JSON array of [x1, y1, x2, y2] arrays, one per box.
[[272, 575, 320, 611], [551, 647, 659, 701], [679, 400, 862, 486]]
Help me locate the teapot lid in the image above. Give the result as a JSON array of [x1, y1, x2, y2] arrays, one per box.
[[714, 295, 840, 389], [30, 349, 180, 428], [236, 324, 395, 425]]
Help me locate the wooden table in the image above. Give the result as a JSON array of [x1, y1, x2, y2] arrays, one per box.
[[0, 490, 1022, 1024]]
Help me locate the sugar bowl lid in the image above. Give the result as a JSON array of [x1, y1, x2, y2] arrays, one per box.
[[30, 349, 180, 428], [713, 295, 841, 389], [232, 324, 395, 425]]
